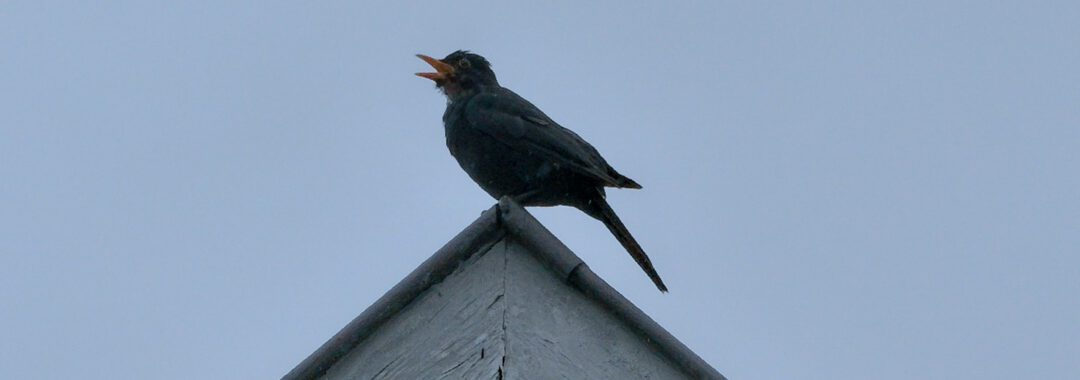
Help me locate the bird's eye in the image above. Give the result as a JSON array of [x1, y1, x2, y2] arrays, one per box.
[[458, 59, 471, 69]]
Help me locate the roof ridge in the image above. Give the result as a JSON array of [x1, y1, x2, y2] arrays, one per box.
[[283, 198, 724, 380]]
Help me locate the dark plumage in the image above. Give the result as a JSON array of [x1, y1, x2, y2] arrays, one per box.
[[416, 50, 667, 292]]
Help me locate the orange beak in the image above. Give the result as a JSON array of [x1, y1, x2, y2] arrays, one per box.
[[415, 54, 455, 81]]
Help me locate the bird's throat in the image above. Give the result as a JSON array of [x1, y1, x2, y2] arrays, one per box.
[[441, 82, 468, 101]]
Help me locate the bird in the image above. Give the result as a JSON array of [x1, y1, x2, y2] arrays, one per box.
[[415, 51, 668, 292]]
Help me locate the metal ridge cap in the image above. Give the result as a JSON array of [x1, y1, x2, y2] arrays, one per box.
[[497, 197, 726, 380]]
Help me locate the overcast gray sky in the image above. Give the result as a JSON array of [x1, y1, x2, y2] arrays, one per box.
[[3, 2, 1078, 379]]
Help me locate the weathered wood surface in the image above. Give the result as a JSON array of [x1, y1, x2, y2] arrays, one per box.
[[319, 237, 694, 379], [502, 238, 688, 380], [321, 240, 507, 379], [285, 208, 505, 380]]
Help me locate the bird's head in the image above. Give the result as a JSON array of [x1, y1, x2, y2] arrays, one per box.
[[415, 50, 498, 99]]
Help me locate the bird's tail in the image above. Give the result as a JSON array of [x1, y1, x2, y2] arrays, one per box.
[[585, 191, 668, 292], [610, 171, 642, 189]]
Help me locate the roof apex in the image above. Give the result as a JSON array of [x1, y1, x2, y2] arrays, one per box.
[[283, 197, 724, 380]]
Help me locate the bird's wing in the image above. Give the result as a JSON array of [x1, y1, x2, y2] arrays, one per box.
[[463, 90, 635, 187]]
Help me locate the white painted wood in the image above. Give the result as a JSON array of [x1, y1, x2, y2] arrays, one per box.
[[503, 238, 689, 379], [321, 240, 507, 379], [318, 237, 694, 379]]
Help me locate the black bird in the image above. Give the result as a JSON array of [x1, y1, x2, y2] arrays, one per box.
[[416, 51, 667, 292]]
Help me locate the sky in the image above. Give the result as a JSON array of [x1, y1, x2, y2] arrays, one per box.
[[2, 1, 1078, 379]]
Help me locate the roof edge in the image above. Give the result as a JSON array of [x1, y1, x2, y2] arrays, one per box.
[[282, 206, 504, 380], [284, 198, 725, 380], [498, 197, 726, 380]]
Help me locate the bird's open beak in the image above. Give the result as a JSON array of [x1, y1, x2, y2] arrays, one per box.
[[415, 54, 455, 81]]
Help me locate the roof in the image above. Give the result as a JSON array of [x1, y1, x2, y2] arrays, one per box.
[[283, 197, 725, 380]]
